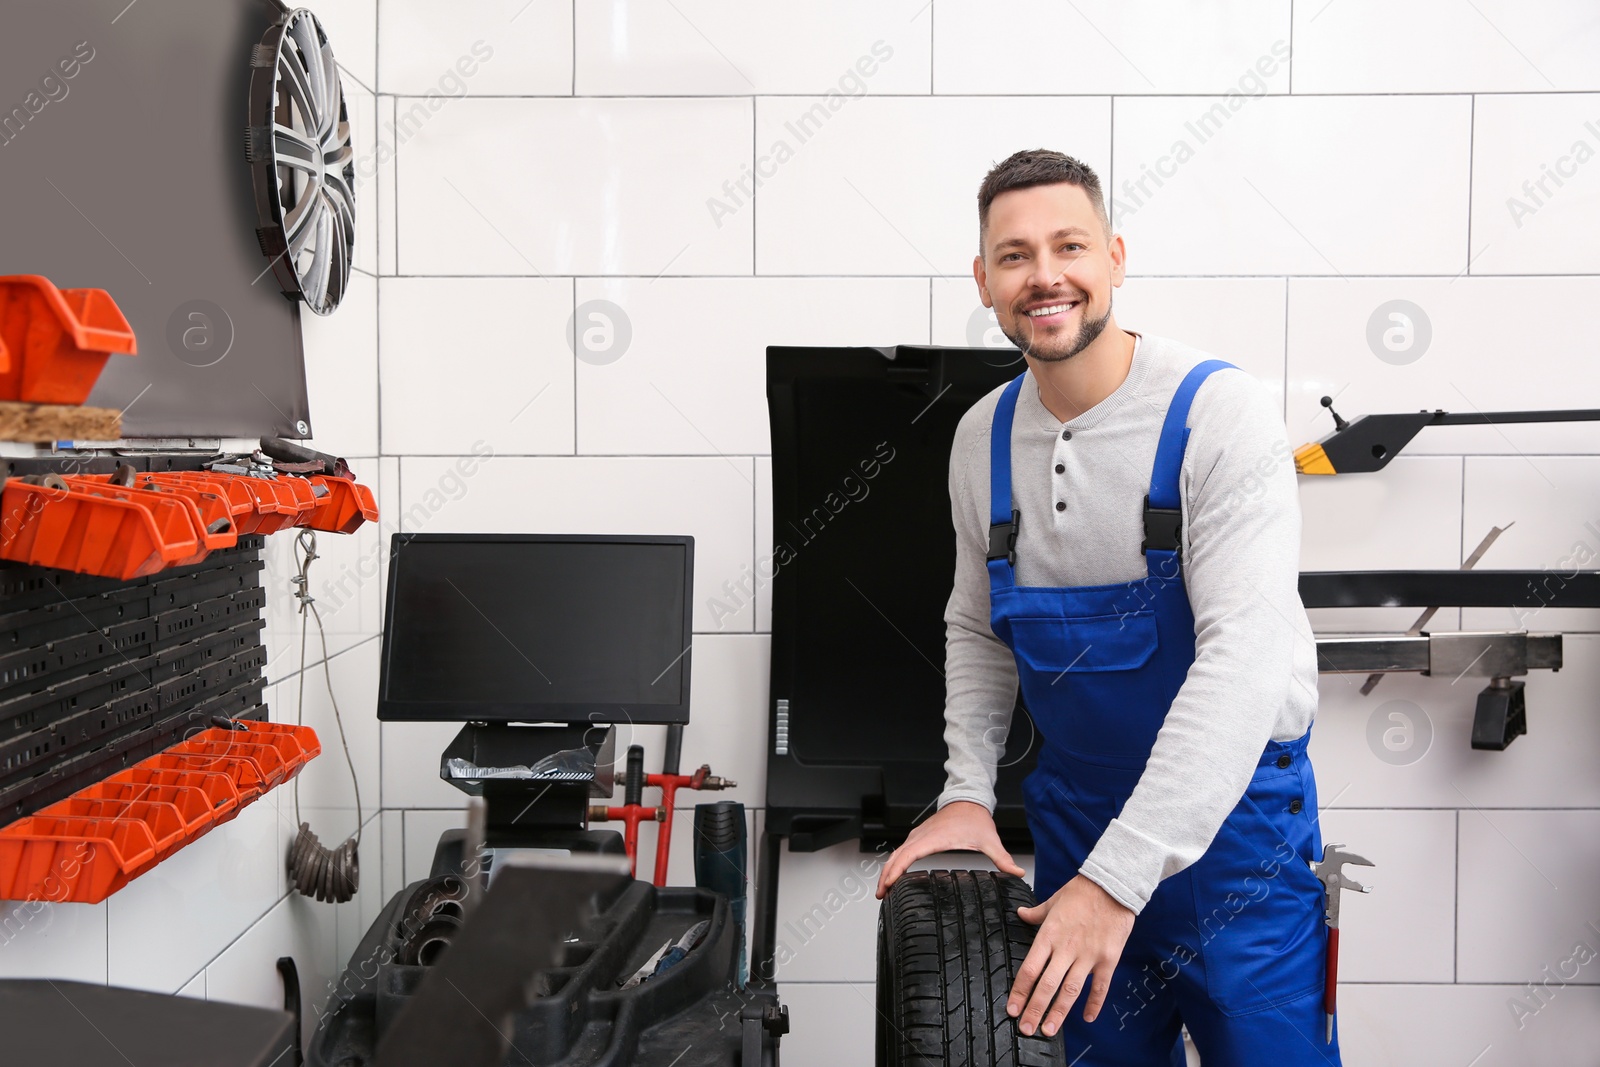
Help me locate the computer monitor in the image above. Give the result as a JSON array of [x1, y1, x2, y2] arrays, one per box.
[[377, 534, 694, 725]]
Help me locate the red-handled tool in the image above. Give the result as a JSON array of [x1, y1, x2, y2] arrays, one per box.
[[1313, 843, 1373, 1043]]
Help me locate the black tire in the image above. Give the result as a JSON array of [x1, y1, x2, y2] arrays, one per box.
[[877, 869, 1064, 1067]]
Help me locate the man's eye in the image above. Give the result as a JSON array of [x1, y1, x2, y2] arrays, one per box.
[[1001, 253, 1021, 262]]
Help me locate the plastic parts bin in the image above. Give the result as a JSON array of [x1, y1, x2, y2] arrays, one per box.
[[0, 722, 319, 904], [0, 275, 137, 405]]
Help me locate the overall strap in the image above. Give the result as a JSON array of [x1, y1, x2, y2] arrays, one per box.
[[986, 373, 1027, 581], [1143, 359, 1237, 565]]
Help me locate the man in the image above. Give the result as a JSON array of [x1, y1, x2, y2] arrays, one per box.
[[874, 149, 1337, 1064]]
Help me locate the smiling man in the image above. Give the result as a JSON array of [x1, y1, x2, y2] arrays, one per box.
[[875, 149, 1339, 1065]]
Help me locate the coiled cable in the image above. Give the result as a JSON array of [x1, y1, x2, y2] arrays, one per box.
[[286, 528, 362, 903]]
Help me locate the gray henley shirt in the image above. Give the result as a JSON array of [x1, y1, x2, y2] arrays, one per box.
[[938, 329, 1319, 915]]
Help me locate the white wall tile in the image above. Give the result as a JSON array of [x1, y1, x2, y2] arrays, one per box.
[[668, 634, 768, 809], [107, 796, 283, 993], [380, 809, 405, 905], [1470, 93, 1600, 275], [348, 85, 380, 278], [395, 98, 753, 275], [378, 276, 574, 455], [754, 96, 1111, 276], [273, 639, 381, 819], [206, 893, 339, 1032], [1305, 639, 1600, 809], [378, 94, 398, 275], [575, 277, 927, 456], [315, 0, 379, 93], [1339, 983, 1600, 1067], [935, 0, 1291, 95], [394, 455, 755, 632], [775, 981, 877, 1065], [1292, 0, 1600, 93], [1113, 96, 1472, 275], [1298, 456, 1463, 634], [1462, 456, 1600, 633], [0, 900, 107, 983], [401, 808, 468, 885], [379, 0, 571, 96], [1316, 809, 1454, 983], [383, 718, 470, 809], [177, 969, 205, 998], [1286, 277, 1600, 457], [302, 271, 379, 457], [577, 1, 929, 95], [1458, 809, 1600, 984]]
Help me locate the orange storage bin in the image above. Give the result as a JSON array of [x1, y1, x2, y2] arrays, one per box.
[[76, 474, 239, 548], [0, 815, 156, 903], [167, 738, 291, 788], [58, 477, 225, 565], [137, 471, 255, 530], [0, 275, 137, 404], [106, 766, 241, 826], [300, 475, 378, 534], [0, 478, 199, 579], [143, 751, 269, 803], [35, 798, 191, 869], [74, 780, 218, 841]]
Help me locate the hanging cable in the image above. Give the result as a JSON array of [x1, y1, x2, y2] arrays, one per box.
[[286, 527, 362, 903]]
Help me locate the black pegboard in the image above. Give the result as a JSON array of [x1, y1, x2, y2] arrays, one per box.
[[0, 535, 273, 823]]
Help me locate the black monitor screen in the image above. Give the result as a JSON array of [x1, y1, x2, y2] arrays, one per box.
[[378, 535, 693, 725]]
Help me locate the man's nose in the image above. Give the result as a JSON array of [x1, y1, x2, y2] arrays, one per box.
[[1026, 253, 1066, 295]]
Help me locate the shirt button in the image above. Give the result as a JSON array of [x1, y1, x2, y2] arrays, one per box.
[[1055, 501, 1066, 512], [1276, 754, 1291, 769], [1062, 430, 1073, 440], [1055, 463, 1065, 474], [1288, 799, 1303, 815]]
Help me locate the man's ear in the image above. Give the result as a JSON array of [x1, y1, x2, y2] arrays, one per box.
[[973, 254, 991, 308]]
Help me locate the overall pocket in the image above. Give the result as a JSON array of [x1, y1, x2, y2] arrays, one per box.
[[1190, 772, 1327, 1017], [1006, 609, 1160, 674]]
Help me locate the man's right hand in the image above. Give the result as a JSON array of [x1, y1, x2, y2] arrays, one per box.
[[875, 800, 1026, 899]]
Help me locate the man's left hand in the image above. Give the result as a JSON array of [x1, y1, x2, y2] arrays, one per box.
[[1008, 874, 1136, 1036]]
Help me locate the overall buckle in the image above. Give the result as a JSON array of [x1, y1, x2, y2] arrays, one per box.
[[1142, 495, 1182, 557], [988, 508, 1020, 567]]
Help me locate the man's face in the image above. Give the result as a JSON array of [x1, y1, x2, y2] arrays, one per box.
[[974, 183, 1125, 363]]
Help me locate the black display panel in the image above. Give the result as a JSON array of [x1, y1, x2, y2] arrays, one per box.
[[378, 534, 694, 726], [765, 345, 1040, 850]]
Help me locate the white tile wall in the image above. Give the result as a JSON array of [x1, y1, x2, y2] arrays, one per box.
[[1470, 93, 1600, 275], [574, 277, 928, 455], [379, 0, 572, 96], [377, 276, 574, 455], [394, 97, 754, 275], [576, 1, 932, 96], [16, 3, 1600, 1062], [934, 0, 1292, 95], [1291, 0, 1600, 94], [1113, 96, 1472, 276], [753, 96, 1112, 275]]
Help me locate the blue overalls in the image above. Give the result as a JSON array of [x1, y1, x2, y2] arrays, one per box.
[[986, 360, 1341, 1065]]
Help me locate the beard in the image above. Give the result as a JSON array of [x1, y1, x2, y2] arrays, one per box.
[[1001, 298, 1112, 363]]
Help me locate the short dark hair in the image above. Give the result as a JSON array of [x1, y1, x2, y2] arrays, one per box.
[[977, 149, 1110, 257]]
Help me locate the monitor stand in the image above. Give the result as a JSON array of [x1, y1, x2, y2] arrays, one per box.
[[439, 723, 621, 851]]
